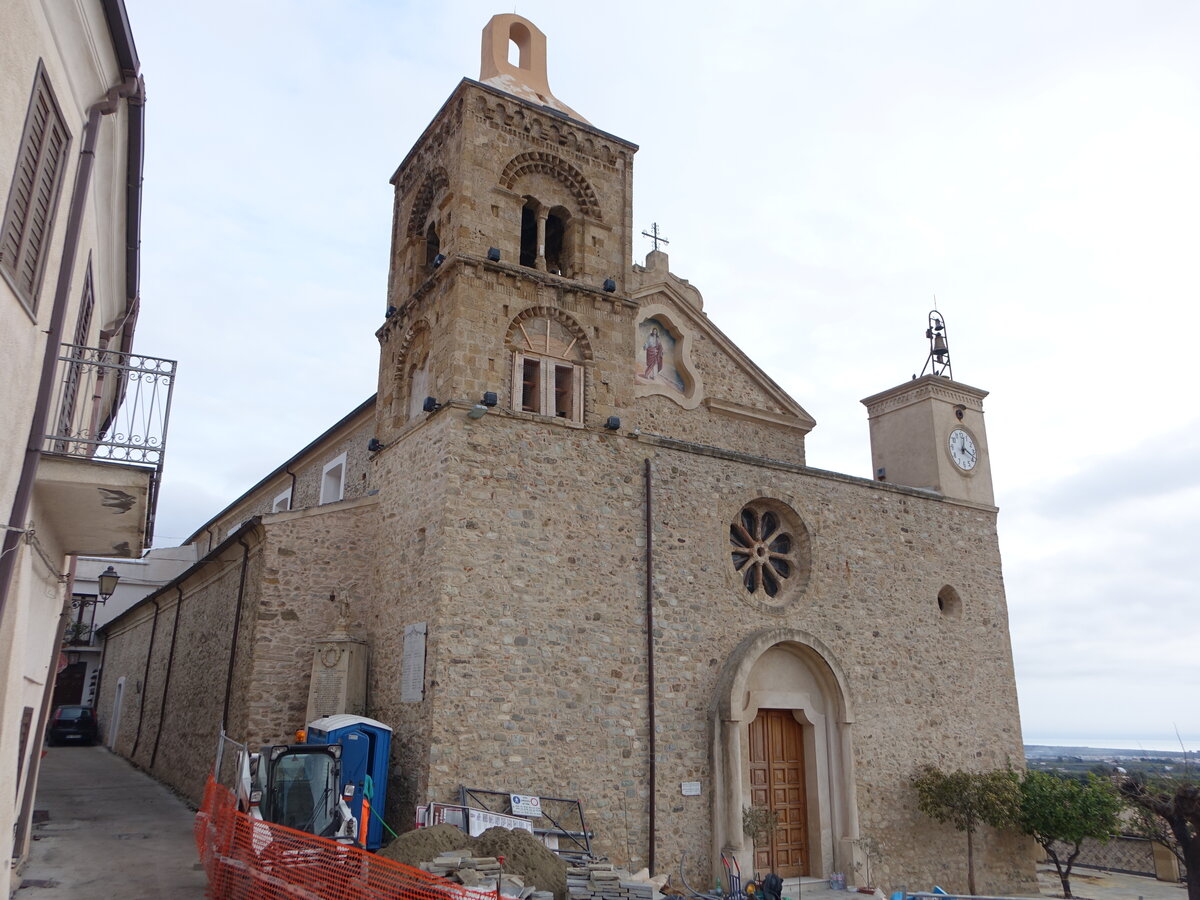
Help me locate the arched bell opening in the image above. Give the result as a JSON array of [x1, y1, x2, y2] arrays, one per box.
[[425, 223, 441, 269], [544, 205, 571, 276]]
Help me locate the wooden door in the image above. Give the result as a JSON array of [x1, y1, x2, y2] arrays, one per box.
[[748, 709, 809, 876], [52, 662, 86, 707]]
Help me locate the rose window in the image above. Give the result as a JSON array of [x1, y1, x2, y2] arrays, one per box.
[[730, 505, 796, 598]]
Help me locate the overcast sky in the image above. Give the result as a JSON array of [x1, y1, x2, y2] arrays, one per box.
[[122, 0, 1199, 751]]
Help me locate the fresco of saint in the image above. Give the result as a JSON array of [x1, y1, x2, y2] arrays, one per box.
[[635, 318, 685, 393]]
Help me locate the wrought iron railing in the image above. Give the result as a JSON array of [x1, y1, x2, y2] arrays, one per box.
[[42, 343, 177, 544]]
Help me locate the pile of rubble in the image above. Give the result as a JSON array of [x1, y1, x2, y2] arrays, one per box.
[[420, 851, 553, 900], [567, 862, 665, 900], [380, 823, 569, 899]]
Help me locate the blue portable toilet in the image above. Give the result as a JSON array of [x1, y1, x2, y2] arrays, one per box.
[[306, 715, 392, 851]]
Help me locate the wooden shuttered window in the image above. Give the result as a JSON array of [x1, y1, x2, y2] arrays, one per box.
[[512, 352, 584, 422], [54, 259, 95, 448], [0, 61, 71, 313], [509, 314, 587, 424]]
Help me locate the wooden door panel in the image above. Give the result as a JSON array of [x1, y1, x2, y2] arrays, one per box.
[[747, 709, 809, 877]]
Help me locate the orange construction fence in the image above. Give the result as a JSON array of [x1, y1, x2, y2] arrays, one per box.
[[195, 775, 502, 900]]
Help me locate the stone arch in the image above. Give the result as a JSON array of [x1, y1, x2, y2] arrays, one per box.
[[499, 152, 602, 220], [710, 628, 859, 883], [407, 167, 450, 237], [505, 306, 591, 421], [394, 319, 433, 422], [504, 305, 593, 360]]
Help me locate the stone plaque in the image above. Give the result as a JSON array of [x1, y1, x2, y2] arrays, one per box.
[[401, 622, 427, 702]]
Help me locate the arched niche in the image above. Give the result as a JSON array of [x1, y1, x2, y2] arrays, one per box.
[[393, 319, 433, 424], [634, 302, 702, 409]]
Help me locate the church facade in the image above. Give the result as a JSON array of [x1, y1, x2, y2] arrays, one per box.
[[98, 15, 1034, 893]]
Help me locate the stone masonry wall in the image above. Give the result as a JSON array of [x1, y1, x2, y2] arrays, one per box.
[[363, 410, 1032, 894], [378, 264, 811, 474], [634, 392, 807, 469], [360, 412, 458, 829], [96, 599, 158, 758], [243, 498, 381, 748], [99, 534, 264, 804]]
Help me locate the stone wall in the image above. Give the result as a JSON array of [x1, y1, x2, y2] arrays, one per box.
[[364, 409, 1033, 895], [243, 498, 381, 748], [360, 413, 458, 828], [97, 399, 1032, 894], [98, 533, 264, 803], [100, 501, 386, 804]]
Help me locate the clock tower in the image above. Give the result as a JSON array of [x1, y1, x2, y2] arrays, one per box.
[[861, 374, 995, 506]]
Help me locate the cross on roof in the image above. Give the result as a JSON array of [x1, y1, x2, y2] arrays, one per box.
[[641, 222, 670, 252]]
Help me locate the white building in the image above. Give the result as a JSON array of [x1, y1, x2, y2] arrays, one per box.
[[0, 0, 174, 890], [55, 549, 196, 713]]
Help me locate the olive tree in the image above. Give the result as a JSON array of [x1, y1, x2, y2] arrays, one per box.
[[912, 766, 1021, 895], [1120, 777, 1200, 900], [1017, 771, 1121, 898]]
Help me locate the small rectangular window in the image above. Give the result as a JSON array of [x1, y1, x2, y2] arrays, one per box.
[[320, 453, 347, 505], [272, 488, 292, 513], [1, 62, 71, 313], [521, 358, 541, 413]]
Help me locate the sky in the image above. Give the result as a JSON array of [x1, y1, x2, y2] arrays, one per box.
[[121, 1, 1200, 751]]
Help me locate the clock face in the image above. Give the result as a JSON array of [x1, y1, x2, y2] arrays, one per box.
[[948, 428, 977, 471]]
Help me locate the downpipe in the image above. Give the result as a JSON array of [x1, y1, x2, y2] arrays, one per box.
[[644, 458, 657, 873], [0, 75, 143, 621]]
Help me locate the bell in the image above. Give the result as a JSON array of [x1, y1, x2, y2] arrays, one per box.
[[932, 334, 948, 360]]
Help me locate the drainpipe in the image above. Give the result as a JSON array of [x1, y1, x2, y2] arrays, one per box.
[[644, 458, 657, 873], [0, 74, 143, 622], [150, 584, 184, 768], [221, 538, 252, 732], [129, 596, 161, 758], [285, 464, 297, 509]]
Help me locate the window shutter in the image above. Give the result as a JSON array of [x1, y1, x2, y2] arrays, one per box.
[[573, 363, 584, 422], [54, 260, 94, 447], [0, 63, 71, 311]]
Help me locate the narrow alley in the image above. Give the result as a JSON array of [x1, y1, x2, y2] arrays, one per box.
[[14, 745, 206, 899]]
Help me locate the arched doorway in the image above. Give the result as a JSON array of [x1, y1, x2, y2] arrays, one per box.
[[712, 629, 858, 881]]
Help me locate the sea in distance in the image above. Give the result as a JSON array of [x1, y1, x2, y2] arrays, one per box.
[[1025, 736, 1195, 754]]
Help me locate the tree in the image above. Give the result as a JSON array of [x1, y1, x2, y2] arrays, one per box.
[[742, 804, 780, 872], [912, 766, 1021, 895], [1120, 777, 1200, 900], [1017, 771, 1121, 898]]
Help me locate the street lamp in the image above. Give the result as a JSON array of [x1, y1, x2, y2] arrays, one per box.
[[67, 566, 121, 646], [97, 565, 120, 601]]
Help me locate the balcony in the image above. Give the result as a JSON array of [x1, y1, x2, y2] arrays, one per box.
[[34, 343, 177, 557]]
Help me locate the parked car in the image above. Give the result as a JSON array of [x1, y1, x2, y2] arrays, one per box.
[[46, 705, 99, 745]]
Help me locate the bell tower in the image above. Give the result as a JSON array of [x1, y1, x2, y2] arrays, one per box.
[[861, 312, 995, 506], [375, 14, 639, 442]]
